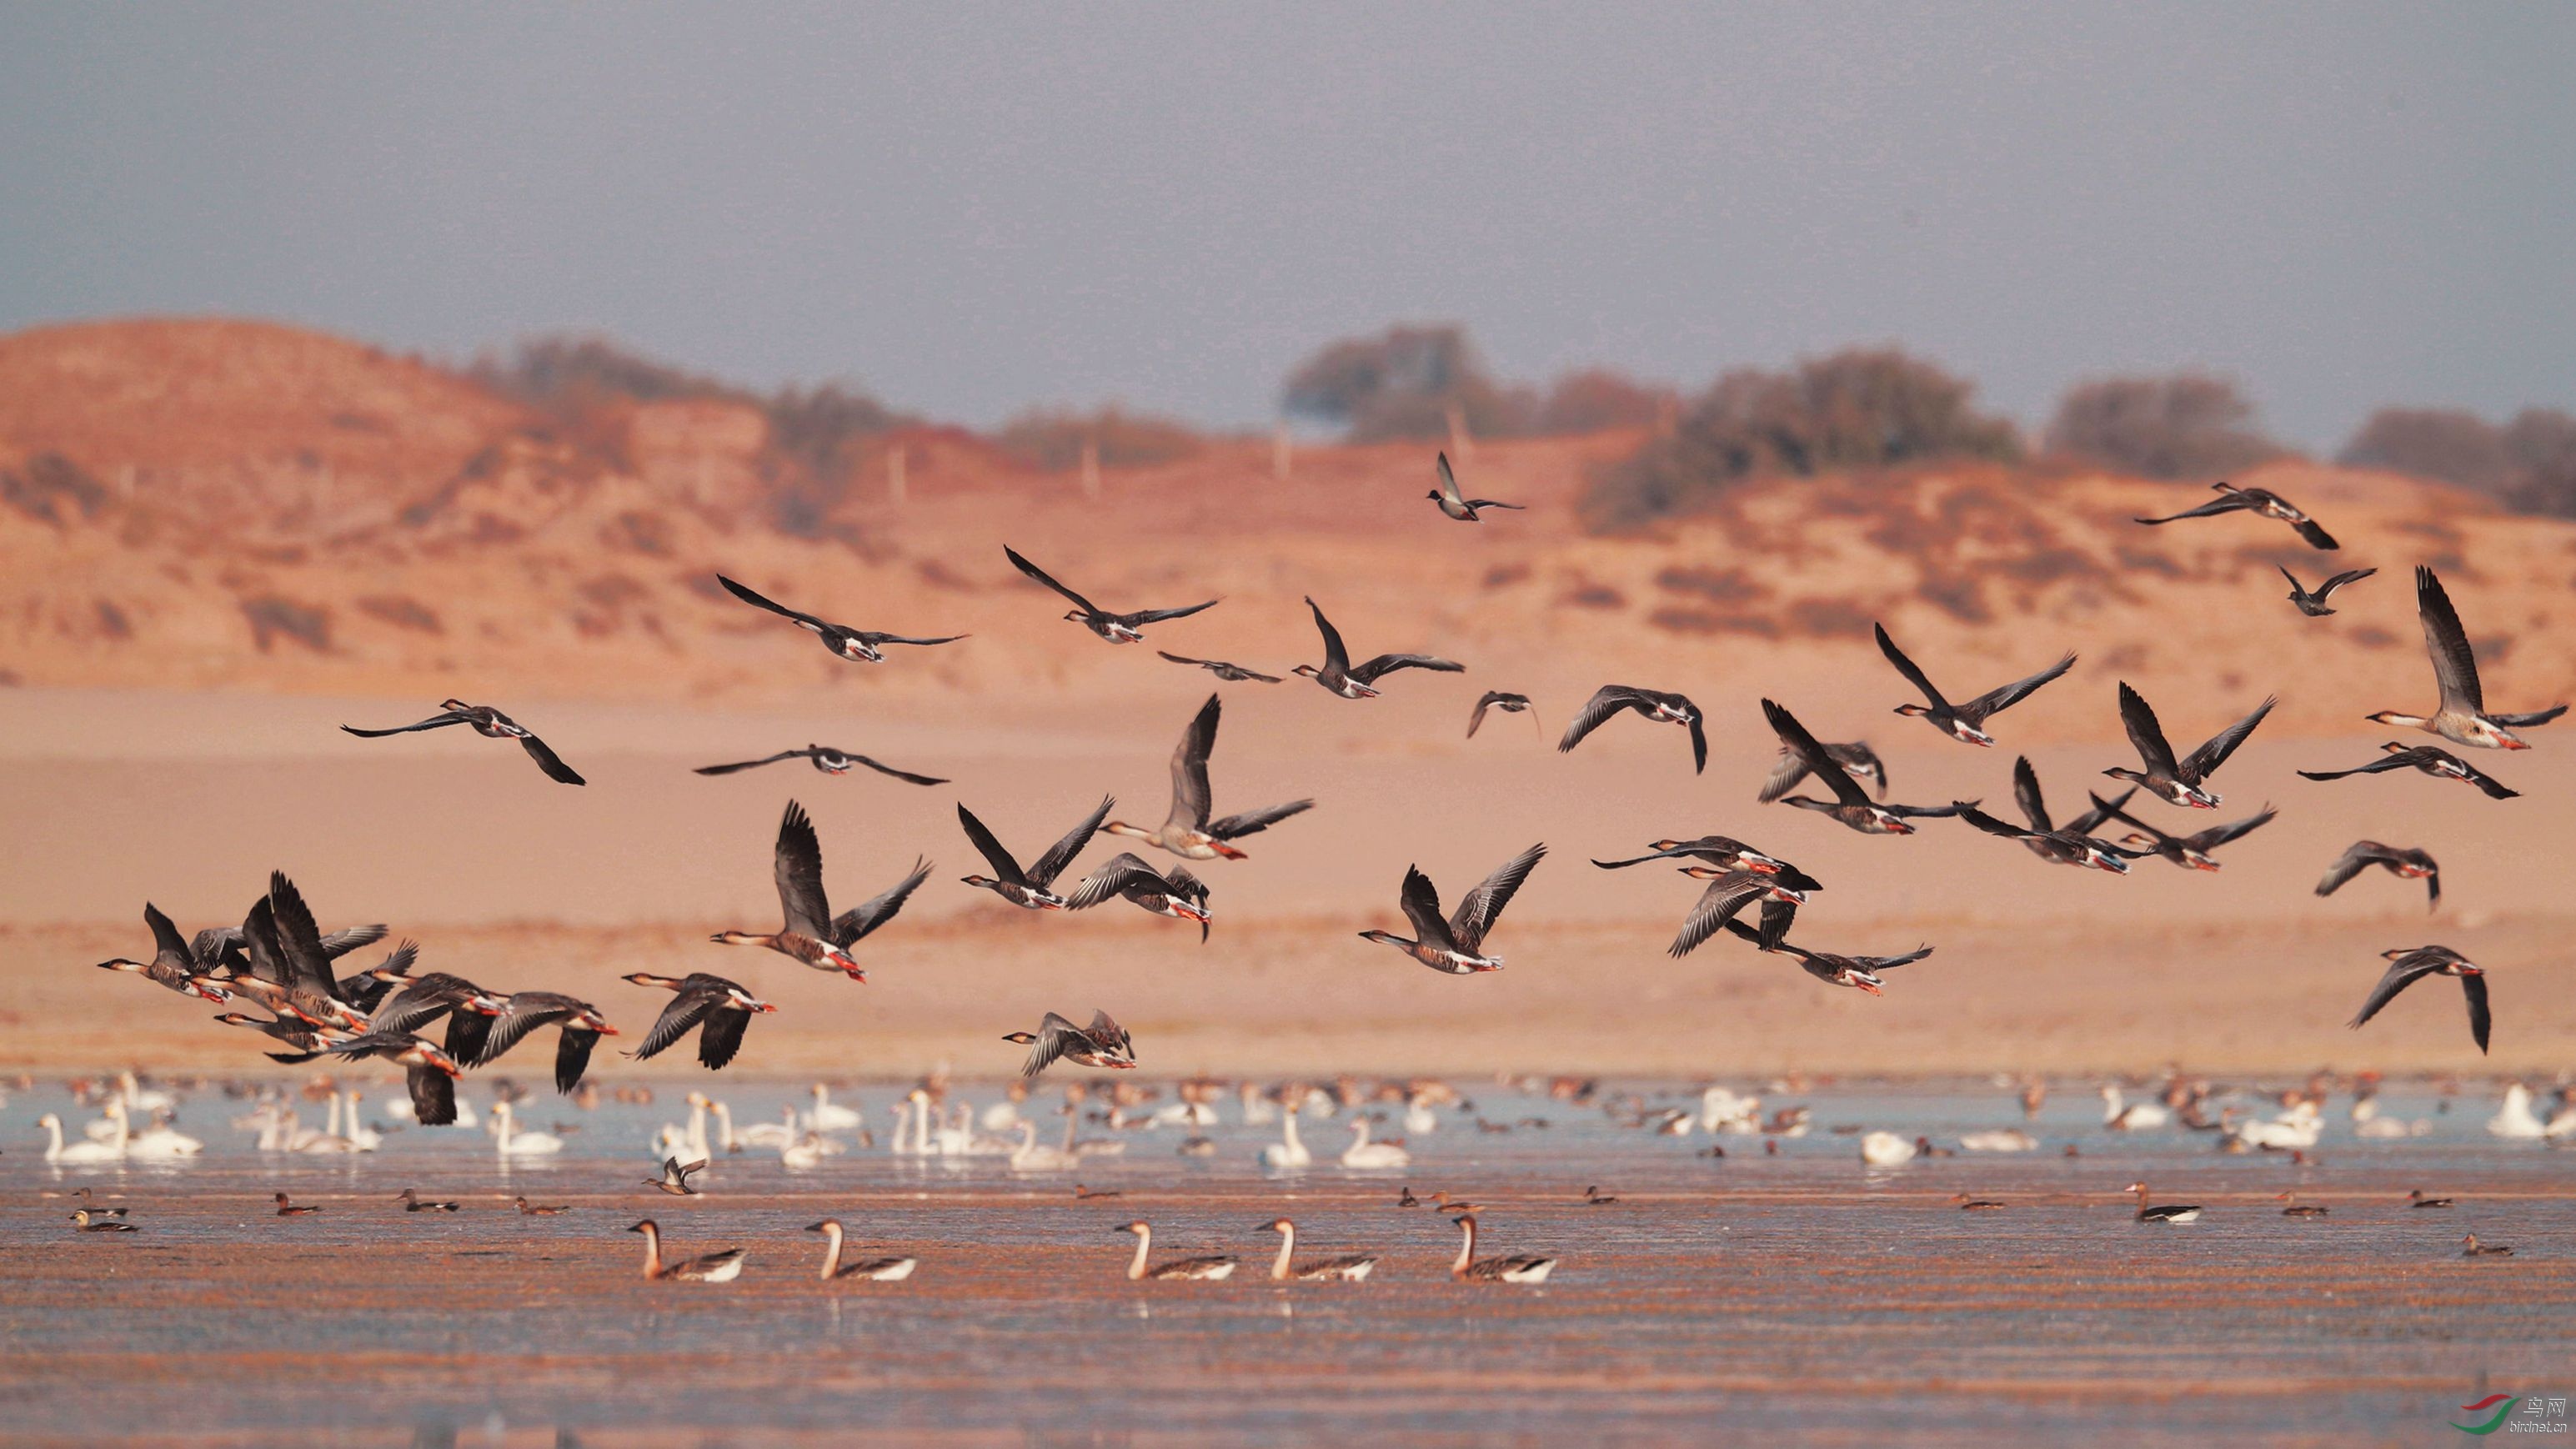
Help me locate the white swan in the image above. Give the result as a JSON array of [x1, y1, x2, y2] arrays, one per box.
[[729, 1103, 797, 1151], [2101, 1085, 2169, 1131], [779, 1131, 828, 1171], [1859, 1131, 1917, 1166], [39, 1111, 124, 1164], [1260, 1108, 1311, 1168], [1238, 1083, 1278, 1126], [890, 1092, 931, 1157], [1403, 1092, 1441, 1136], [293, 1093, 364, 1155], [492, 1100, 564, 1157], [1340, 1117, 1410, 1169], [806, 1083, 864, 1132], [2227, 1109, 2321, 1151], [2489, 1083, 2548, 1139], [338, 1091, 382, 1152], [117, 1101, 203, 1159], [1959, 1128, 2037, 1152], [1010, 1121, 1079, 1172], [1699, 1085, 1762, 1133]]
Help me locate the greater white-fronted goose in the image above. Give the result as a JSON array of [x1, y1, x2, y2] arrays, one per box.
[[254, 874, 381, 1035], [630, 1220, 747, 1281], [1719, 918, 1929, 994], [340, 700, 584, 785], [1120, 1220, 1236, 1281], [623, 972, 775, 1070], [2315, 841, 2439, 909], [1764, 699, 1964, 833], [959, 796, 1108, 909], [1295, 597, 1463, 699], [2299, 742, 2518, 799], [2280, 565, 2376, 616], [1760, 739, 1887, 802], [2366, 566, 2566, 750], [1467, 691, 1538, 738], [694, 745, 946, 785], [716, 574, 967, 662], [368, 969, 510, 1065], [190, 916, 387, 981], [1953, 798, 2145, 873], [1591, 836, 1791, 876], [1428, 451, 1522, 521], [2349, 945, 2489, 1054], [1559, 686, 1707, 774], [1876, 623, 2074, 746], [1157, 651, 1282, 683], [713, 801, 931, 980], [2089, 793, 2277, 870], [97, 903, 232, 1002], [321, 1032, 465, 1126], [1448, 1212, 1556, 1283], [2107, 682, 2273, 809], [1004, 1010, 1137, 1078], [1065, 854, 1212, 940], [1005, 545, 1217, 643], [470, 990, 620, 1093], [1265, 1218, 1377, 1281], [2135, 479, 2338, 549], [1358, 844, 1546, 974], [808, 1219, 918, 1281], [1666, 865, 1815, 958], [1101, 694, 1311, 860]]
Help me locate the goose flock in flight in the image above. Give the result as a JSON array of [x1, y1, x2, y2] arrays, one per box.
[[71, 459, 2567, 1284]]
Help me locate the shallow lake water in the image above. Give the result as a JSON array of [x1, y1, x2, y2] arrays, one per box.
[[3, 1075, 2571, 1446]]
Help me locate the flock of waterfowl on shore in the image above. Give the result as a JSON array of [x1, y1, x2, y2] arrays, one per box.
[[61, 459, 2571, 1281]]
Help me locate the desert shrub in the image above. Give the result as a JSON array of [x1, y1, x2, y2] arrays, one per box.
[[995, 406, 1205, 471], [2043, 374, 2286, 479], [2501, 409, 2576, 516], [1536, 369, 1676, 434], [2340, 405, 2576, 519], [472, 336, 743, 409], [241, 596, 332, 653], [1280, 324, 1535, 443], [356, 595, 442, 633], [1581, 348, 2020, 531], [1, 452, 112, 526], [1655, 566, 1769, 604]]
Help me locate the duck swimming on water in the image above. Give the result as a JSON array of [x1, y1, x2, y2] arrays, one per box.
[[1004, 546, 1217, 644], [713, 801, 931, 980], [716, 574, 968, 663], [1358, 845, 1546, 974], [340, 700, 585, 785], [2365, 567, 2566, 750], [1875, 623, 2075, 747]]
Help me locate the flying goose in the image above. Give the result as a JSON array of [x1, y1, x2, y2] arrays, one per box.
[[1064, 854, 1213, 940], [957, 796, 1113, 910], [2348, 945, 2489, 1054], [1667, 865, 1815, 958], [622, 972, 775, 1070], [1004, 545, 1216, 643], [1591, 836, 1790, 876], [1559, 686, 1707, 774], [2134, 479, 2338, 550], [693, 745, 946, 785], [1005, 1010, 1137, 1077], [1467, 691, 1538, 738], [469, 990, 620, 1093], [2280, 565, 2377, 617], [1428, 451, 1522, 521], [1759, 738, 1887, 803], [715, 574, 967, 662], [340, 700, 584, 785], [96, 903, 233, 1002], [1875, 624, 2074, 747], [712, 801, 931, 980], [2314, 841, 2439, 909], [2088, 793, 2277, 871], [1358, 844, 1546, 974], [321, 1032, 465, 1126], [1295, 597, 1464, 699], [1719, 918, 1930, 994], [1763, 699, 1964, 833], [1100, 694, 1311, 860], [2298, 743, 2518, 799], [1156, 651, 1282, 683], [2365, 566, 2566, 750], [2106, 683, 2273, 809]]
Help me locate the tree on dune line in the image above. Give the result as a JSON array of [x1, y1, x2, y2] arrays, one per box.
[[1580, 348, 2021, 531], [2340, 405, 2576, 519], [2042, 374, 2288, 480], [1280, 324, 1675, 444]]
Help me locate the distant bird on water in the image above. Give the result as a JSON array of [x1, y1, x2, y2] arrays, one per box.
[[712, 801, 931, 980], [956, 796, 1114, 910], [715, 574, 968, 663], [2279, 565, 2376, 616], [2105, 683, 2273, 810], [2366, 566, 2566, 750], [1558, 686, 1707, 774], [2134, 479, 2339, 550], [694, 745, 946, 785], [1004, 545, 1216, 644], [1157, 651, 1281, 683], [1295, 597, 1464, 699], [1875, 623, 2074, 747], [2348, 945, 2489, 1055], [1005, 1010, 1138, 1078], [2299, 743, 2518, 800], [340, 699, 585, 785], [1427, 452, 1522, 521], [1357, 844, 1546, 974], [2314, 841, 2440, 909], [1100, 694, 1311, 860], [1467, 691, 1538, 738]]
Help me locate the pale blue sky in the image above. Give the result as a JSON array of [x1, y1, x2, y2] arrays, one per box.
[[3, 4, 2569, 445]]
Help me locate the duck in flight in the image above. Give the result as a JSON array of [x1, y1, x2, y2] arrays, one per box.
[[2087, 793, 2275, 871], [1065, 855, 1212, 940], [1005, 1010, 1137, 1077], [1759, 737, 1887, 803], [2315, 841, 2440, 909], [1762, 699, 1964, 834], [2280, 565, 2377, 617], [2135, 479, 2338, 550], [713, 801, 931, 980], [1004, 545, 1216, 644], [1720, 919, 1931, 995], [1876, 624, 2074, 747], [2299, 743, 2518, 800], [1156, 651, 1281, 683], [1666, 864, 1816, 958], [1101, 694, 1312, 860], [2348, 945, 2488, 1054], [623, 972, 775, 1070], [1357, 844, 1546, 974], [694, 745, 945, 785], [715, 574, 967, 663], [2106, 682, 2273, 809], [97, 903, 233, 1002], [1467, 691, 1538, 738], [340, 700, 585, 785], [1428, 451, 1522, 521], [957, 796, 1113, 910], [468, 990, 621, 1094], [1296, 597, 1464, 699], [1559, 686, 1707, 774], [2366, 567, 2566, 750]]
